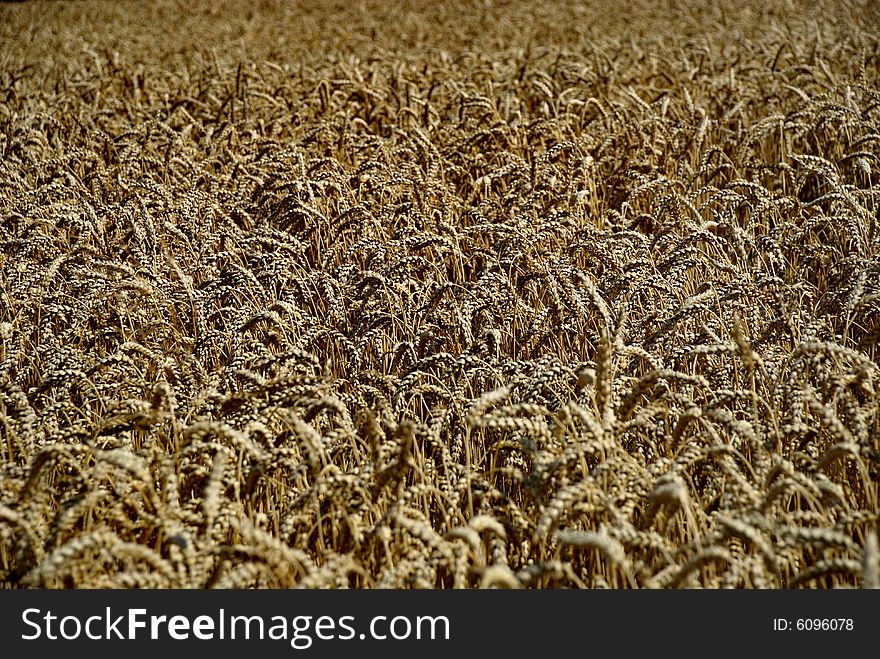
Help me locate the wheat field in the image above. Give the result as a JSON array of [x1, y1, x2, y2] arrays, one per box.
[[0, 0, 878, 589]]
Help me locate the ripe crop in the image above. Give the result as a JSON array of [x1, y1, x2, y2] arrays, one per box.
[[0, 0, 878, 588]]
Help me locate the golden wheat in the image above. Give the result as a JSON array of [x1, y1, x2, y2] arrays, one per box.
[[0, 0, 877, 589]]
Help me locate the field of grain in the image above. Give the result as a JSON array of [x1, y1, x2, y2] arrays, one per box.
[[1, 0, 878, 588]]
